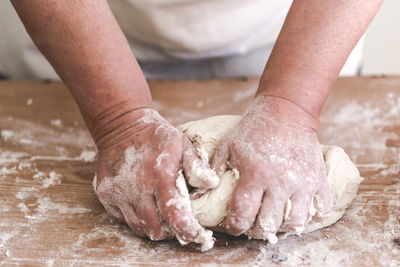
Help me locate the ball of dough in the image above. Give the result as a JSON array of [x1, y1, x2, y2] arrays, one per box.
[[178, 115, 363, 241]]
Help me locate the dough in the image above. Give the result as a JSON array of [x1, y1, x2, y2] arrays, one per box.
[[93, 115, 363, 251], [177, 115, 363, 244]]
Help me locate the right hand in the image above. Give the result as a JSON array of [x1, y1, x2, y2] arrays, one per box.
[[94, 108, 219, 242]]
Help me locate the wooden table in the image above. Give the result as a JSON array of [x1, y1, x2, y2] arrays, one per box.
[[0, 77, 399, 266]]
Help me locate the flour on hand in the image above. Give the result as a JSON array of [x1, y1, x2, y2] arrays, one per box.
[[177, 115, 363, 249], [93, 115, 363, 251]]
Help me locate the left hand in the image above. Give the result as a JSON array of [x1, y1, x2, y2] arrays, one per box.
[[210, 96, 332, 242]]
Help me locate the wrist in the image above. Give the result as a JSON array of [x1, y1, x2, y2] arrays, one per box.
[[90, 103, 154, 151], [256, 75, 329, 120], [247, 94, 320, 133]]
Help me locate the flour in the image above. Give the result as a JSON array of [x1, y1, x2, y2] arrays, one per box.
[[33, 171, 62, 189], [165, 171, 191, 211], [17, 203, 30, 215], [194, 228, 215, 252], [36, 197, 91, 214], [1, 130, 14, 141], [0, 166, 17, 176], [2, 87, 399, 264], [19, 138, 35, 145], [46, 259, 55, 267], [78, 150, 97, 162], [319, 93, 400, 165], [15, 187, 39, 200], [0, 232, 17, 249], [50, 119, 62, 127], [185, 150, 219, 189], [0, 151, 28, 164], [26, 98, 33, 106], [0, 117, 95, 150]]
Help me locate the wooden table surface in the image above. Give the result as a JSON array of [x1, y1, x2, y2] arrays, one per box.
[[0, 77, 399, 266]]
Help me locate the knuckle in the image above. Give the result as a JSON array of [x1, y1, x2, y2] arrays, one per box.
[[226, 214, 252, 235], [153, 164, 174, 180], [248, 164, 266, 179], [104, 204, 125, 222]]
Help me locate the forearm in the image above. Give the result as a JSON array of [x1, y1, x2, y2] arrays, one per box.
[[11, 0, 152, 144], [257, 0, 382, 125]]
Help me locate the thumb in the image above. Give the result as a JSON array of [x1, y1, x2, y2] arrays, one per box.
[[182, 138, 219, 190]]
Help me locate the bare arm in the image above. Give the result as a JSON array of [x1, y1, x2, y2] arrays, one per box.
[[257, 0, 383, 129], [11, 0, 218, 248], [11, 0, 151, 147]]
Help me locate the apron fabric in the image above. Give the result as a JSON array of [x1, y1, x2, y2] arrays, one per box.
[[0, 0, 363, 79]]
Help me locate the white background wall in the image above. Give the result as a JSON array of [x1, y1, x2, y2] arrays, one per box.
[[362, 0, 400, 75], [0, 0, 399, 78], [0, 1, 32, 78]]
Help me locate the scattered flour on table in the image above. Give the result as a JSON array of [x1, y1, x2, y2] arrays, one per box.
[[19, 138, 35, 145], [0, 117, 96, 256], [17, 203, 30, 214], [1, 93, 400, 263], [78, 150, 97, 162], [0, 117, 95, 149], [36, 197, 91, 214], [1, 130, 14, 141], [33, 171, 62, 188], [319, 93, 400, 163], [0, 151, 28, 164], [0, 231, 18, 248], [50, 119, 63, 127], [26, 98, 33, 106], [15, 187, 39, 200]]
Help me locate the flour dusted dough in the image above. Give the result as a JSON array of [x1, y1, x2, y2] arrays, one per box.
[[178, 115, 363, 240]]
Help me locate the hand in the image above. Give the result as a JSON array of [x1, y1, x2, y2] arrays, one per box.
[[210, 96, 332, 242], [94, 108, 219, 242]]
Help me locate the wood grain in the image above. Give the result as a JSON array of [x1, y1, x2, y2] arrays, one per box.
[[0, 77, 399, 266]]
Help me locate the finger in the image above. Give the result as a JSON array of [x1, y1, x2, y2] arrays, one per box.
[[120, 204, 146, 238], [210, 140, 230, 176], [95, 188, 125, 222], [182, 138, 219, 189], [103, 204, 125, 223], [154, 169, 202, 244], [313, 178, 332, 220], [224, 173, 264, 236], [134, 195, 173, 241], [280, 191, 313, 234], [246, 189, 288, 244]]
